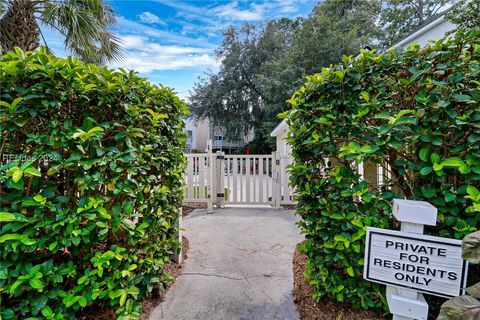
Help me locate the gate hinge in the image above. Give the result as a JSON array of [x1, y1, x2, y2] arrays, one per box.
[[217, 193, 225, 198]]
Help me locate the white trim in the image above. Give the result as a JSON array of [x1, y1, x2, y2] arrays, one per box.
[[270, 120, 288, 137]]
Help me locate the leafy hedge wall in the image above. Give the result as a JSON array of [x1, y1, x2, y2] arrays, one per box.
[[0, 48, 187, 319], [286, 30, 480, 312]]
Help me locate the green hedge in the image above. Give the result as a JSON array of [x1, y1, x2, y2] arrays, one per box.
[[285, 30, 480, 312], [0, 48, 187, 319]]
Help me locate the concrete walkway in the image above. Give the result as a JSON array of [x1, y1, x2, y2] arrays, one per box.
[[149, 207, 303, 320]]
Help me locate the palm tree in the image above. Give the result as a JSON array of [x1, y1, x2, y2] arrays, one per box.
[[0, 0, 124, 64]]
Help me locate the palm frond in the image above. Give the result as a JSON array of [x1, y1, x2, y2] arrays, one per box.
[[40, 0, 124, 64], [0, 0, 8, 17]]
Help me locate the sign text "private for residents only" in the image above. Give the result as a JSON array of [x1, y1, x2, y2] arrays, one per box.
[[364, 227, 468, 298]]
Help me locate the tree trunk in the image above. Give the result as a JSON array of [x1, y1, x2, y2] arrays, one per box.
[[418, 0, 424, 25], [0, 0, 40, 54]]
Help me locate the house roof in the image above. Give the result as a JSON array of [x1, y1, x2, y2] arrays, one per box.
[[270, 119, 288, 137]]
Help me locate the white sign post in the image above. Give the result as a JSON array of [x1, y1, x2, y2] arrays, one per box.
[[364, 199, 468, 320]]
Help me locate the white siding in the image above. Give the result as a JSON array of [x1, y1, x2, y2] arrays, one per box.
[[185, 118, 209, 153], [194, 120, 209, 152], [185, 119, 196, 152], [394, 16, 457, 50], [274, 128, 290, 156]]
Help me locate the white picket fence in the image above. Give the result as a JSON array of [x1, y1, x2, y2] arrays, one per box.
[[183, 153, 212, 204], [183, 149, 296, 212], [279, 155, 295, 204]]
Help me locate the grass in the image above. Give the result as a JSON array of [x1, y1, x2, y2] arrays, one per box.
[[186, 186, 229, 200]]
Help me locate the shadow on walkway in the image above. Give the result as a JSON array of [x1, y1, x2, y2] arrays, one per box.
[[149, 207, 304, 320]]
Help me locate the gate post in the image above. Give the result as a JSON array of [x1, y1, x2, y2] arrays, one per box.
[[207, 139, 213, 214], [173, 208, 183, 263], [272, 151, 281, 208], [215, 151, 225, 208], [387, 199, 434, 320]]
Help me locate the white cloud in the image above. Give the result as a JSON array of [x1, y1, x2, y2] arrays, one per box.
[[121, 35, 147, 48], [116, 16, 217, 48], [138, 11, 166, 25], [37, 0, 312, 101], [209, 1, 264, 21], [111, 35, 218, 73], [154, 0, 221, 25], [109, 1, 309, 74], [118, 53, 216, 73], [155, 0, 305, 24]]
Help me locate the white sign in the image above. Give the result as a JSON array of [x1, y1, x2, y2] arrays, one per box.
[[364, 227, 468, 298]]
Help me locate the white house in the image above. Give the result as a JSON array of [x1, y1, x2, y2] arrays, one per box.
[[185, 118, 209, 153], [270, 120, 290, 156], [185, 118, 254, 153], [271, 5, 459, 156], [211, 127, 254, 153]]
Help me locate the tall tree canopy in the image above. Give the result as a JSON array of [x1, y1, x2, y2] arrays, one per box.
[[190, 0, 381, 153], [0, 0, 123, 64], [189, 0, 464, 153], [189, 24, 265, 140], [288, 0, 381, 76], [189, 20, 298, 151], [447, 0, 480, 32]]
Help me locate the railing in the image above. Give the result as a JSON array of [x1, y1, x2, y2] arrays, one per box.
[[211, 140, 247, 149]]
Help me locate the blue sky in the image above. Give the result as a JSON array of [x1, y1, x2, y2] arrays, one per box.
[[42, 0, 316, 100]]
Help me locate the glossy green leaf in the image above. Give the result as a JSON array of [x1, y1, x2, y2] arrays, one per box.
[[419, 147, 429, 161], [0, 233, 22, 243], [0, 212, 19, 222], [24, 166, 41, 177], [12, 169, 23, 183], [420, 167, 433, 175], [431, 152, 441, 164], [29, 278, 43, 290], [346, 266, 354, 277], [41, 306, 54, 319]]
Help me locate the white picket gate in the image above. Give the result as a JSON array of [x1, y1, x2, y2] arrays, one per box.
[[222, 154, 274, 205], [183, 146, 295, 212]]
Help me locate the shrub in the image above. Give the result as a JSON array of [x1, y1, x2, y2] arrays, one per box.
[[0, 48, 187, 319], [285, 29, 480, 312]]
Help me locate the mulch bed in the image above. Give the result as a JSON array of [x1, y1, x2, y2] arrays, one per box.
[[292, 243, 385, 320], [182, 203, 207, 216], [140, 236, 190, 319]]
